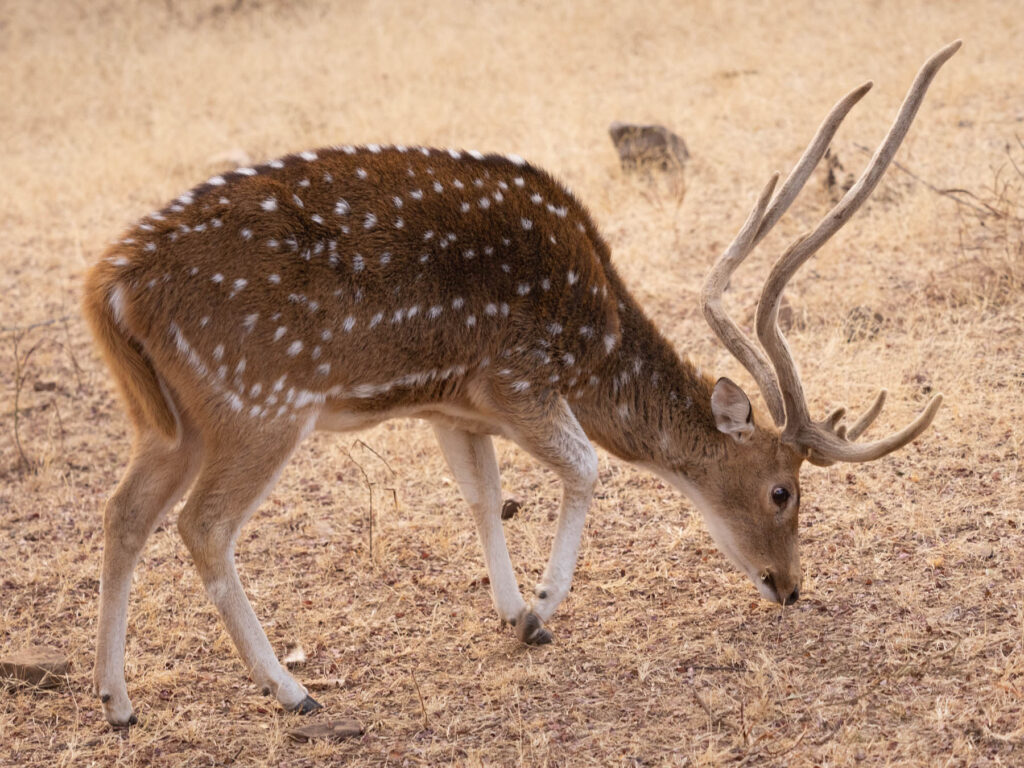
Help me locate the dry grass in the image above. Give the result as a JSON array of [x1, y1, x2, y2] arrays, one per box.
[[1, 1, 1022, 765]]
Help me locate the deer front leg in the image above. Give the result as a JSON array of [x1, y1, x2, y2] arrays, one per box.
[[475, 387, 598, 643], [431, 425, 529, 629], [510, 401, 598, 626]]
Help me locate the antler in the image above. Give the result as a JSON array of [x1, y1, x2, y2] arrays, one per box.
[[701, 41, 958, 465]]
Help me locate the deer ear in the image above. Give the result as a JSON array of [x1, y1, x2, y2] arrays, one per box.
[[711, 378, 754, 442]]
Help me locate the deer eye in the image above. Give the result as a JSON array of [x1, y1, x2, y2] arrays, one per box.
[[771, 486, 791, 507]]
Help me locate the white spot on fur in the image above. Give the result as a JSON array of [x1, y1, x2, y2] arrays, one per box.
[[108, 285, 127, 323]]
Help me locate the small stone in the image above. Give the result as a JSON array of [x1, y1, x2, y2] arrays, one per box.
[[501, 499, 522, 520], [287, 719, 364, 742], [608, 122, 689, 173], [283, 645, 307, 669], [0, 646, 71, 688]]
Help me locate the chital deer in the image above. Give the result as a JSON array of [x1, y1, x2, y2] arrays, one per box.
[[84, 42, 957, 726]]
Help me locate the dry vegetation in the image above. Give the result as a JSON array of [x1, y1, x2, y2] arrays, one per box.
[[2, 1, 1022, 765]]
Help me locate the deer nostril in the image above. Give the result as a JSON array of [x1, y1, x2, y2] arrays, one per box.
[[784, 585, 800, 606]]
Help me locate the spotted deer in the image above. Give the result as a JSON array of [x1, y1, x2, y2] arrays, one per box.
[[84, 42, 957, 726]]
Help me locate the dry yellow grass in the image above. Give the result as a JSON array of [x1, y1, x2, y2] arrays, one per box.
[[1, 1, 1022, 765]]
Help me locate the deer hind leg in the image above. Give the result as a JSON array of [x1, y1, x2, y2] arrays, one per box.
[[477, 386, 598, 644], [95, 427, 202, 727], [432, 425, 528, 627], [175, 417, 319, 716]]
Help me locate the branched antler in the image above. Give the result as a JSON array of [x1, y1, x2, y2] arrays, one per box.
[[701, 41, 959, 464]]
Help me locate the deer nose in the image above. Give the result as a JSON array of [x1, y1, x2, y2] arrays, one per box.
[[763, 572, 800, 605]]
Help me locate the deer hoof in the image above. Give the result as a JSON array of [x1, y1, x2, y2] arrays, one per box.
[[99, 691, 137, 727], [295, 694, 323, 715], [515, 610, 553, 645]]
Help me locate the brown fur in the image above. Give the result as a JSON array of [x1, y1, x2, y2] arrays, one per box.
[[82, 260, 178, 441], [81, 145, 808, 725]]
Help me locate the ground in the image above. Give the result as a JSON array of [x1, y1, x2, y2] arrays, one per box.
[[1, 1, 1022, 765]]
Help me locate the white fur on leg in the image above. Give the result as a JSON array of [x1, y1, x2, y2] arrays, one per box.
[[432, 424, 527, 622], [530, 418, 598, 622]]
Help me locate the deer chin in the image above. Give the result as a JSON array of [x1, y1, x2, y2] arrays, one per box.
[[639, 464, 773, 599], [694, 505, 780, 602]]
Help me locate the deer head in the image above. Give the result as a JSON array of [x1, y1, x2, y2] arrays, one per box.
[[688, 41, 957, 604]]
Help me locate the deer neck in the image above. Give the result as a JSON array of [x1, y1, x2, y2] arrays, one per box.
[[568, 296, 722, 480]]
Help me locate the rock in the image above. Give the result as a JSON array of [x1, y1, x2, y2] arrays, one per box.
[[287, 719, 364, 742], [608, 122, 689, 173], [282, 645, 307, 669], [501, 499, 521, 520], [0, 646, 71, 688]]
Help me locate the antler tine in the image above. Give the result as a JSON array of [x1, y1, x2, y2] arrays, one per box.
[[846, 389, 887, 441], [699, 80, 872, 426], [700, 173, 787, 424], [752, 81, 873, 248], [800, 393, 943, 465], [755, 40, 959, 461]]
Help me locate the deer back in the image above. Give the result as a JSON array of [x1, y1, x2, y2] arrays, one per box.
[[87, 147, 624, 431]]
